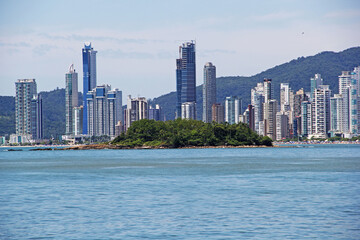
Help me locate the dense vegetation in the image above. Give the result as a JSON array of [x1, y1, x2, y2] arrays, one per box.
[[151, 47, 360, 120], [0, 96, 16, 135], [112, 119, 272, 148]]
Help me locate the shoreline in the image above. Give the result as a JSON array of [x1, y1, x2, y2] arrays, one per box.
[[2, 144, 278, 150], [2, 142, 359, 150]]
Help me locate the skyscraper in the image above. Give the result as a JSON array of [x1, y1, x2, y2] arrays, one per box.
[[149, 104, 162, 121], [311, 85, 331, 138], [301, 101, 312, 137], [202, 62, 216, 123], [86, 85, 122, 137], [73, 106, 83, 136], [212, 103, 224, 123], [15, 79, 42, 141], [30, 94, 43, 140], [182, 102, 196, 120], [82, 42, 97, 134], [310, 74, 323, 100], [330, 94, 344, 135], [276, 111, 289, 140], [176, 41, 196, 119], [264, 99, 277, 140], [263, 78, 273, 103], [225, 96, 242, 124], [251, 82, 265, 134], [125, 96, 148, 131], [65, 64, 78, 135], [293, 88, 308, 136]]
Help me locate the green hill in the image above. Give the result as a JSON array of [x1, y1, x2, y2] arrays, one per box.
[[151, 46, 360, 120], [0, 89, 82, 139], [0, 96, 16, 136]]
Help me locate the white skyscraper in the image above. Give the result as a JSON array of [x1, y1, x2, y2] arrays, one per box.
[[65, 64, 78, 135], [225, 96, 242, 124], [125, 95, 148, 131], [86, 85, 122, 137], [182, 102, 196, 120], [311, 85, 331, 138], [251, 83, 265, 134]]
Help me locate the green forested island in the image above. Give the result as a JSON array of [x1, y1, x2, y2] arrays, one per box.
[[112, 119, 272, 148]]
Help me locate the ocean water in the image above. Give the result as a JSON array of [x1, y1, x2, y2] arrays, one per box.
[[0, 145, 360, 239]]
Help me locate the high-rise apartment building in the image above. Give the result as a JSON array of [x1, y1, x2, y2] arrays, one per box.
[[176, 41, 196, 119], [264, 99, 277, 140], [149, 105, 162, 121], [276, 111, 289, 140], [293, 88, 308, 136], [86, 85, 122, 137], [202, 62, 216, 123], [279, 83, 294, 137], [107, 89, 123, 137], [212, 103, 224, 123], [30, 94, 43, 140], [251, 83, 265, 134], [225, 96, 242, 124], [65, 64, 78, 135], [301, 101, 312, 137], [310, 74, 323, 100], [73, 106, 83, 136], [240, 104, 255, 131], [182, 102, 196, 120], [330, 94, 344, 135], [280, 83, 290, 112], [82, 42, 97, 134], [311, 85, 331, 138], [263, 78, 273, 103], [125, 96, 148, 130], [15, 79, 42, 141]]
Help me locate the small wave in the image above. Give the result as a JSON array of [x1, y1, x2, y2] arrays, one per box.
[[102, 166, 155, 169]]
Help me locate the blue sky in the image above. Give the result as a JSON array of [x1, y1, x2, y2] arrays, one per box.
[[0, 0, 360, 100]]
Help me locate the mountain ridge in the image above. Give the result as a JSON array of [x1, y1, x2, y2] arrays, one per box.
[[151, 46, 360, 120]]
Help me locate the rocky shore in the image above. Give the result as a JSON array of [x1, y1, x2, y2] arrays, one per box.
[[26, 143, 277, 151]]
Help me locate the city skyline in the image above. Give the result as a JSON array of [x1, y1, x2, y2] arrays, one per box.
[[1, 0, 360, 101]]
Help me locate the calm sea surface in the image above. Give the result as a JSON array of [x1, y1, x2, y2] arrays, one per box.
[[0, 145, 360, 239]]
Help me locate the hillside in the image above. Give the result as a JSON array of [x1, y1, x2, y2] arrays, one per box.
[[0, 89, 82, 139], [151, 46, 360, 120]]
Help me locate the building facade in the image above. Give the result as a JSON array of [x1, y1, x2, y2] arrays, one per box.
[[181, 102, 196, 120], [176, 41, 196, 119], [82, 42, 97, 134], [86, 85, 122, 137], [125, 96, 148, 130], [311, 85, 331, 138], [276, 111, 289, 140], [202, 62, 216, 123], [212, 103, 224, 123], [310, 73, 323, 101], [264, 99, 277, 140], [251, 83, 265, 134], [225, 96, 242, 125], [15, 79, 42, 141], [73, 106, 83, 136], [65, 64, 78, 135], [149, 104, 162, 121]]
